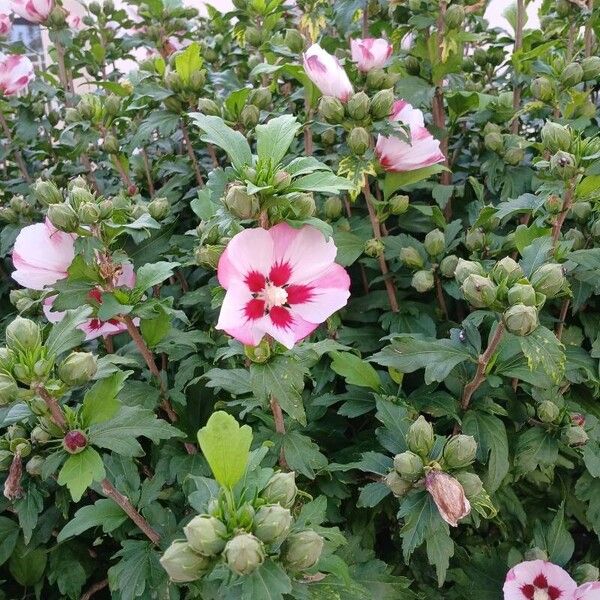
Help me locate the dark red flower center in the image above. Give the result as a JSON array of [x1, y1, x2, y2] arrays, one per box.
[[63, 430, 88, 454], [520, 574, 563, 599]]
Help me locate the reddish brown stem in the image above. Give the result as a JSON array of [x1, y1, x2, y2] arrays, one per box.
[[304, 99, 314, 156], [511, 0, 525, 134], [180, 120, 204, 187], [363, 183, 399, 312], [551, 185, 574, 247], [81, 579, 108, 600], [0, 112, 32, 183], [584, 0, 594, 57], [35, 385, 67, 430], [270, 396, 288, 469], [362, 1, 369, 37], [461, 322, 505, 410], [555, 299, 570, 341], [207, 144, 219, 169], [435, 273, 449, 319], [141, 148, 155, 197]]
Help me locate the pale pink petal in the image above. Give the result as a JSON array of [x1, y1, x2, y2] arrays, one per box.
[[351, 38, 392, 71], [0, 54, 34, 96], [116, 262, 136, 288], [222, 228, 274, 281], [216, 282, 261, 335], [503, 560, 577, 600], [263, 312, 318, 349], [303, 43, 353, 102], [80, 320, 129, 340], [576, 582, 600, 599], [391, 99, 425, 128], [217, 246, 239, 289], [0, 15, 12, 36]]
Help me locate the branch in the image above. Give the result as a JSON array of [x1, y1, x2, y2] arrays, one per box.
[[270, 397, 288, 469], [180, 119, 204, 187], [551, 183, 574, 247], [0, 111, 32, 183], [35, 385, 67, 430], [510, 0, 525, 134]]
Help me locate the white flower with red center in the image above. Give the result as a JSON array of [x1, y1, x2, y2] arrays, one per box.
[[302, 43, 354, 102], [503, 560, 578, 600], [216, 223, 350, 349], [576, 582, 600, 599], [350, 38, 393, 72], [375, 99, 445, 172], [0, 53, 34, 96], [10, 0, 53, 23]]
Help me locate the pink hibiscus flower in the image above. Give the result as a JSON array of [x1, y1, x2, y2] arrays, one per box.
[[0, 53, 35, 96], [503, 560, 578, 600], [576, 582, 600, 599], [216, 223, 350, 349], [302, 43, 354, 102], [350, 38, 393, 72]]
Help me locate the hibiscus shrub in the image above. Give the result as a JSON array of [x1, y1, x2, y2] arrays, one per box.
[[1, 0, 600, 598]]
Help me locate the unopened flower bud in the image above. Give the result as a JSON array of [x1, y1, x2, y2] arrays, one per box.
[[364, 238, 385, 258], [425, 470, 470, 527], [369, 89, 394, 119], [62, 430, 88, 454], [103, 94, 121, 118], [148, 197, 170, 221], [160, 540, 209, 582], [541, 122, 571, 153], [550, 151, 577, 179], [245, 26, 262, 46], [282, 530, 324, 571], [189, 70, 206, 93], [524, 547, 548, 561], [503, 304, 539, 336], [504, 147, 525, 166], [69, 185, 95, 208], [348, 127, 370, 155], [224, 185, 259, 220], [560, 62, 584, 87], [253, 504, 292, 544], [25, 455, 44, 477], [424, 229, 445, 256], [32, 179, 62, 206], [291, 192, 316, 218], [581, 56, 600, 81], [465, 228, 485, 251], [47, 203, 79, 233], [454, 471, 483, 499], [194, 244, 225, 269], [284, 28, 304, 52], [324, 196, 343, 219], [507, 283, 536, 307], [31, 426, 51, 444], [197, 98, 220, 116], [0, 373, 18, 406], [244, 339, 271, 363], [573, 563, 600, 585], [184, 515, 227, 556], [444, 4, 465, 28], [443, 434, 477, 469], [248, 87, 271, 110], [347, 91, 369, 120], [321, 129, 336, 145], [261, 471, 297, 508], [399, 246, 423, 269], [240, 104, 260, 129], [236, 503, 255, 529], [102, 133, 120, 154], [570, 201, 592, 223], [78, 203, 101, 225], [405, 55, 420, 76], [407, 415, 434, 457], [530, 77, 554, 101], [224, 533, 265, 575], [537, 400, 560, 423], [319, 96, 345, 124], [77, 93, 102, 122], [544, 194, 564, 214], [461, 274, 497, 308], [571, 413, 585, 427], [530, 263, 566, 298], [58, 352, 98, 386], [393, 451, 423, 481], [384, 471, 412, 497], [412, 269, 434, 293], [440, 254, 459, 278], [484, 132, 504, 153], [274, 170, 292, 190], [389, 194, 409, 215], [6, 317, 41, 352], [366, 68, 387, 89], [562, 425, 588, 446]]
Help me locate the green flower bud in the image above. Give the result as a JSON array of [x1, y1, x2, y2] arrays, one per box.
[[565, 228, 585, 250], [324, 196, 343, 220], [530, 263, 566, 298], [318, 96, 345, 124], [399, 246, 423, 269], [248, 87, 272, 110], [164, 96, 183, 113], [537, 400, 560, 423], [240, 104, 260, 129], [78, 203, 101, 225], [244, 339, 271, 363], [389, 194, 409, 215], [440, 254, 459, 278], [562, 425, 588, 447], [47, 203, 79, 233], [13, 440, 31, 457], [30, 426, 51, 445], [284, 28, 304, 52], [32, 179, 62, 206], [320, 128, 336, 146], [443, 434, 477, 468], [7, 424, 26, 441], [69, 185, 95, 208], [224, 533, 265, 575], [347, 91, 370, 120], [282, 530, 324, 572], [347, 127, 370, 155], [393, 451, 423, 481], [412, 269, 435, 293], [560, 62, 584, 87], [245, 26, 263, 46], [261, 472, 297, 508], [461, 274, 497, 308], [405, 55, 420, 76], [0, 207, 17, 223], [474, 48, 487, 67], [194, 244, 226, 269], [573, 563, 600, 585], [424, 229, 445, 257], [590, 220, 600, 240], [6, 317, 41, 352], [89, 1, 101, 14], [444, 4, 465, 28], [253, 504, 292, 544], [197, 98, 220, 116], [148, 197, 170, 221], [189, 70, 206, 93], [541, 122, 571, 153], [25, 455, 44, 477], [465, 228, 485, 251], [571, 201, 592, 223], [77, 93, 102, 122], [103, 94, 121, 118], [365, 68, 387, 89], [484, 132, 504, 153], [581, 56, 600, 81], [164, 72, 182, 92], [544, 194, 564, 214], [274, 170, 292, 190], [407, 415, 434, 457], [503, 304, 539, 336], [0, 373, 18, 406], [384, 471, 412, 497], [236, 503, 255, 529], [530, 77, 554, 101], [102, 133, 120, 154], [160, 540, 210, 583], [370, 89, 394, 119], [550, 151, 577, 179], [364, 238, 385, 258], [58, 352, 98, 386], [184, 515, 227, 556], [504, 147, 524, 166], [454, 471, 483, 499], [291, 192, 316, 218], [224, 185, 260, 220], [507, 283, 537, 307]]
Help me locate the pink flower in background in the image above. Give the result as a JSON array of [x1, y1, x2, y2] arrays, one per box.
[[576, 582, 600, 599], [10, 0, 53, 23], [0, 14, 11, 36], [43, 263, 137, 340], [66, 13, 83, 29], [0, 54, 34, 96], [503, 560, 577, 600], [216, 223, 350, 349], [303, 43, 353, 102], [12, 219, 74, 290], [351, 38, 392, 72], [424, 471, 470, 527], [375, 99, 445, 172]]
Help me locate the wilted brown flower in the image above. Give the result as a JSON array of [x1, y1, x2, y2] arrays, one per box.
[[425, 470, 471, 527]]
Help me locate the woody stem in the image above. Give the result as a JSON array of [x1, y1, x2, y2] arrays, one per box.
[[0, 111, 32, 184], [180, 119, 204, 187], [270, 396, 288, 469]]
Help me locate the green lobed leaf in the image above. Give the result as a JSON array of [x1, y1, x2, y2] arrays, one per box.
[[57, 499, 127, 542], [57, 447, 106, 502], [329, 351, 382, 391]]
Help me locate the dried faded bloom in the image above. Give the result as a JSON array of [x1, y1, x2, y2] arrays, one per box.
[[424, 470, 470, 527]]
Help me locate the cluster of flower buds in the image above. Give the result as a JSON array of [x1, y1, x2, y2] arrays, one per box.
[[319, 88, 394, 130], [534, 122, 581, 181], [66, 92, 123, 128], [160, 471, 325, 583], [483, 123, 526, 166], [455, 257, 566, 336], [162, 61, 207, 112], [535, 400, 589, 447], [0, 195, 36, 224]]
